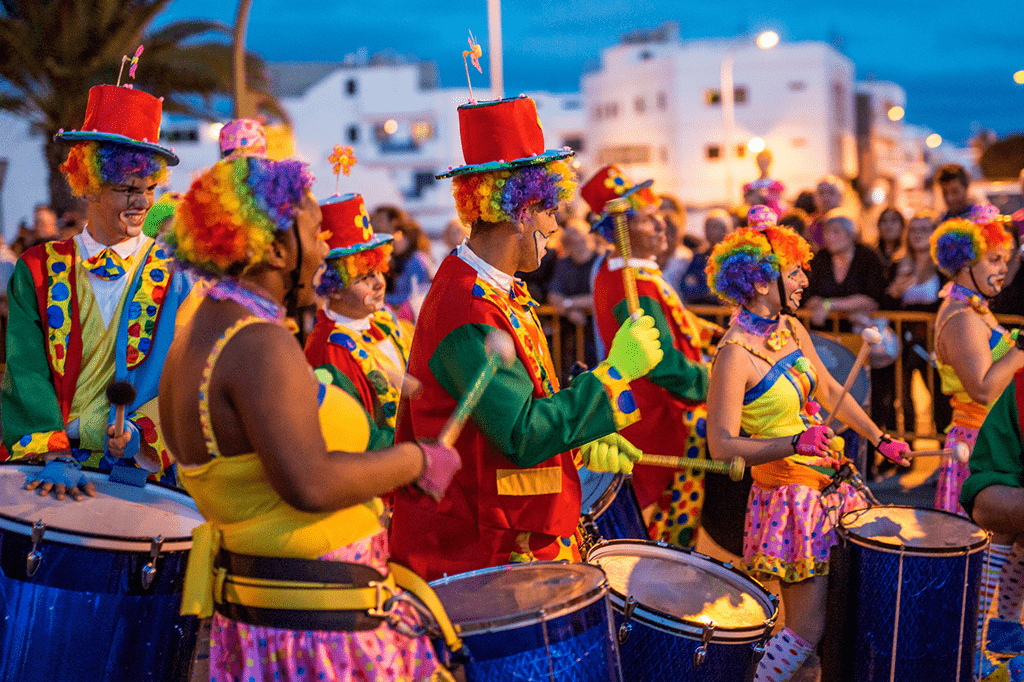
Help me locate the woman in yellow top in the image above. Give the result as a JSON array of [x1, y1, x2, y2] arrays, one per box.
[[157, 156, 461, 682], [705, 206, 910, 682], [929, 204, 1024, 669]]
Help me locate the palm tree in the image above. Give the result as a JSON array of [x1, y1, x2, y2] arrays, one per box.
[[0, 0, 285, 214]]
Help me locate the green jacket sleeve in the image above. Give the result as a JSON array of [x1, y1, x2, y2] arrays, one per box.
[[961, 380, 1024, 518], [2, 260, 67, 454], [612, 295, 708, 401], [429, 323, 632, 468], [313, 364, 395, 451]]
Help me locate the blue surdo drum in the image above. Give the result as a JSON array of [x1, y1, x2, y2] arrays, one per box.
[[829, 506, 988, 682], [588, 540, 778, 682], [430, 561, 622, 682], [578, 469, 648, 549], [0, 463, 204, 682]]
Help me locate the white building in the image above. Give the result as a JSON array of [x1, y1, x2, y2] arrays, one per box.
[[580, 26, 858, 208]]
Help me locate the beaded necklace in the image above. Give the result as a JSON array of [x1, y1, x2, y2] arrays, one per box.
[[945, 282, 989, 314], [734, 306, 792, 351], [208, 278, 285, 324]]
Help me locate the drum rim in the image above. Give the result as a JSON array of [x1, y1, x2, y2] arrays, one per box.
[[0, 462, 198, 547], [429, 560, 609, 634], [839, 505, 989, 556], [587, 539, 779, 639], [580, 470, 625, 518]]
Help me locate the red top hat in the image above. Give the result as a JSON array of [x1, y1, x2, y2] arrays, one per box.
[[320, 194, 392, 258], [580, 165, 656, 217], [56, 85, 179, 165], [436, 95, 573, 179]]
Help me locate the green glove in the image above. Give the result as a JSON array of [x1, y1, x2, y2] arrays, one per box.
[[580, 432, 643, 474], [605, 314, 663, 382]]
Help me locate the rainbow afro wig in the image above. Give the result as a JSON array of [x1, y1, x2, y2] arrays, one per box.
[[930, 203, 1014, 276], [165, 156, 314, 277], [451, 158, 576, 226], [706, 206, 813, 306], [315, 243, 393, 297], [61, 141, 169, 196]]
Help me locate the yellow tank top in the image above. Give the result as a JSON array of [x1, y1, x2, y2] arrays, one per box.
[[936, 307, 1015, 426]]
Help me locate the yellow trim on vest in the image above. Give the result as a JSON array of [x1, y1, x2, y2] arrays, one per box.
[[495, 466, 562, 496]]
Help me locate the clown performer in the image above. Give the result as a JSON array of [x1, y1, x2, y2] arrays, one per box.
[[2, 83, 194, 494], [705, 207, 910, 682], [584, 164, 718, 548], [305, 189, 410, 448], [159, 154, 462, 682], [930, 204, 1024, 670], [389, 95, 664, 581]]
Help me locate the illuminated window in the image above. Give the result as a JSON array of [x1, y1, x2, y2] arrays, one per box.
[[705, 144, 722, 160], [598, 145, 651, 165], [736, 144, 746, 158], [704, 87, 748, 106], [411, 121, 434, 143], [634, 97, 647, 114]]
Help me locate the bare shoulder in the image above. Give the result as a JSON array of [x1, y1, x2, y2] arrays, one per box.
[[217, 322, 309, 383]]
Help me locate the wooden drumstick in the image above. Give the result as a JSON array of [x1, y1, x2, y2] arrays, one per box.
[[437, 330, 516, 448], [822, 327, 882, 430], [641, 453, 746, 482], [105, 380, 137, 438], [911, 442, 970, 462], [606, 197, 640, 319]]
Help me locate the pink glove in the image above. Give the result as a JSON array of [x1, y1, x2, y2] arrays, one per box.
[[415, 440, 462, 501], [791, 426, 832, 457], [877, 435, 911, 466]]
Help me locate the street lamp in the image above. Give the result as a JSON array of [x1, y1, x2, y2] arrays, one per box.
[[722, 31, 778, 205]]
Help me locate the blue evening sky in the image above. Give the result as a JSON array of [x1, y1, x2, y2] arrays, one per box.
[[156, 0, 1023, 146]]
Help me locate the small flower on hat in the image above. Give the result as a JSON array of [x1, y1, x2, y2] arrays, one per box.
[[355, 203, 372, 241], [604, 171, 628, 195], [462, 30, 484, 103], [329, 144, 357, 194]]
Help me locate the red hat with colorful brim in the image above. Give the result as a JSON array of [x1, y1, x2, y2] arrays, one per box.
[[55, 85, 179, 165], [321, 193, 392, 258], [436, 95, 574, 179], [580, 165, 656, 217]]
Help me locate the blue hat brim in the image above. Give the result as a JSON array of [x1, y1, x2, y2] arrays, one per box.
[[55, 131, 180, 166], [436, 148, 574, 179], [326, 233, 393, 259]]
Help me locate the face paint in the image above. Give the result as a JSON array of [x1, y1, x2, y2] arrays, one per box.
[[533, 229, 549, 265]]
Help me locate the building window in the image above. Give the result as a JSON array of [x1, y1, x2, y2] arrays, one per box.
[[345, 79, 358, 96], [592, 106, 603, 122], [347, 125, 359, 143], [562, 99, 582, 111], [598, 145, 651, 165], [656, 92, 668, 110], [788, 81, 807, 92], [640, 50, 653, 61], [162, 129, 199, 142], [562, 136, 584, 153], [705, 144, 722, 160], [704, 87, 748, 106], [634, 96, 647, 114], [659, 146, 668, 164], [736, 144, 746, 158], [409, 171, 435, 198], [832, 81, 847, 126], [791, 137, 807, 148], [605, 102, 619, 118], [411, 121, 435, 143]]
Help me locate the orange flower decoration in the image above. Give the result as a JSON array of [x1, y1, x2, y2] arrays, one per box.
[[329, 145, 356, 176]]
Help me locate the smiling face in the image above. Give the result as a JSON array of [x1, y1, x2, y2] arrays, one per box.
[[967, 248, 1011, 297], [777, 264, 809, 311], [331, 270, 386, 319], [87, 175, 159, 245]]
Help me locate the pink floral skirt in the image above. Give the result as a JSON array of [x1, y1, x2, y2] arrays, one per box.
[[743, 481, 868, 584], [934, 425, 978, 517], [209, 529, 444, 682]]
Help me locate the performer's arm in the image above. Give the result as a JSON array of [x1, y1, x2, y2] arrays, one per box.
[[430, 323, 639, 467], [963, 379, 1024, 531], [1, 260, 69, 457], [612, 296, 707, 401]]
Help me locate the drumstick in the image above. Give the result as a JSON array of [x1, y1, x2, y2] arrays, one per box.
[[606, 197, 640, 319], [640, 453, 745, 482], [822, 327, 882, 430], [105, 380, 137, 438], [437, 330, 516, 448], [911, 442, 970, 462]]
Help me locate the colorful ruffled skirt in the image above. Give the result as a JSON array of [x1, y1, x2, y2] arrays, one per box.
[[209, 529, 447, 682], [743, 481, 868, 584], [935, 425, 978, 517]]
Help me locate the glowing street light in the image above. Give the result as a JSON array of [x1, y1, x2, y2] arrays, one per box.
[[887, 106, 905, 122], [208, 122, 224, 141], [926, 133, 942, 149], [748, 137, 766, 154], [1014, 70, 1024, 85], [757, 31, 779, 49], [383, 119, 398, 135]]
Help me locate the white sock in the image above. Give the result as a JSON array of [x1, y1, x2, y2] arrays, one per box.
[[980, 543, 1013, 650], [754, 626, 814, 682]]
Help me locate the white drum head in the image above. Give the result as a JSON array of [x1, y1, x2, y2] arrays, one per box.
[[841, 506, 988, 554], [0, 464, 203, 551]]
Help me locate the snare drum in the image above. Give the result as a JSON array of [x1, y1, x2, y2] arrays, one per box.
[[0, 463, 204, 682], [588, 539, 778, 682], [579, 468, 648, 549], [430, 561, 622, 682], [827, 506, 988, 682]]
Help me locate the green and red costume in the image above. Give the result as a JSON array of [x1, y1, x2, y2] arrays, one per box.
[[389, 249, 641, 581], [593, 255, 714, 547], [961, 369, 1024, 518], [1, 237, 192, 484]]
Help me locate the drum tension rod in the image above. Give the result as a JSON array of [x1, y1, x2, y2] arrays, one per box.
[[693, 620, 716, 667], [26, 520, 45, 578], [618, 596, 638, 644], [141, 535, 164, 589]]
